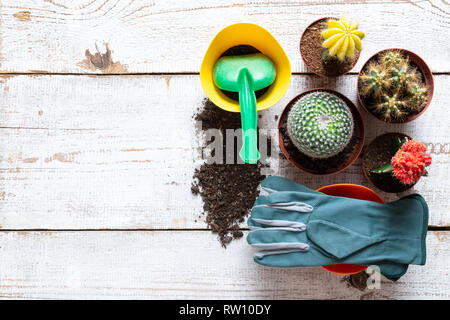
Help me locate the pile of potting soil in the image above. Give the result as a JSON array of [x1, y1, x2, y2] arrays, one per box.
[[191, 99, 265, 247]]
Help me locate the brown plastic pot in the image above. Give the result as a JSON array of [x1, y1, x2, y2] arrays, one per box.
[[300, 17, 361, 78], [362, 132, 415, 193], [357, 48, 434, 124], [278, 88, 365, 175]]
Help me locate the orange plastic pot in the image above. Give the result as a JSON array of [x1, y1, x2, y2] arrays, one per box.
[[317, 184, 384, 275]]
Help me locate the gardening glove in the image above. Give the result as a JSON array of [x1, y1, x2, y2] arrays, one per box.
[[249, 176, 411, 280], [249, 176, 412, 280], [247, 176, 429, 281]]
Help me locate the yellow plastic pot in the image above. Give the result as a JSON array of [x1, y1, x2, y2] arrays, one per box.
[[200, 23, 291, 112]]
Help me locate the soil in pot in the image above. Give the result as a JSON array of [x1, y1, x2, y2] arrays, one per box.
[[218, 45, 270, 101], [362, 132, 414, 193], [358, 50, 431, 123], [191, 99, 265, 247], [278, 91, 364, 175], [300, 18, 360, 77]]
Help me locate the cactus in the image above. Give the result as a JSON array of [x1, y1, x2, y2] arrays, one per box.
[[287, 92, 354, 158], [322, 16, 365, 61], [389, 59, 420, 87], [358, 50, 428, 122], [372, 139, 432, 185], [373, 92, 408, 121], [408, 81, 428, 108], [358, 62, 389, 97], [378, 50, 405, 69]]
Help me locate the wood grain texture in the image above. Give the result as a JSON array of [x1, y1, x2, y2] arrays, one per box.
[[0, 0, 449, 73], [0, 0, 449, 300], [0, 230, 448, 299], [0, 74, 448, 229]]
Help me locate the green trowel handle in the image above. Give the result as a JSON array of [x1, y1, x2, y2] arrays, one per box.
[[238, 68, 260, 164]]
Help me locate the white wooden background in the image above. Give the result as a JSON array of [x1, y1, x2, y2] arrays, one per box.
[[0, 0, 449, 299]]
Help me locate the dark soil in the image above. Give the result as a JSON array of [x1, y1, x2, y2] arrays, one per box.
[[300, 18, 360, 77], [195, 98, 242, 133], [358, 51, 429, 123], [278, 91, 364, 175], [220, 44, 261, 58], [192, 163, 264, 247], [342, 272, 369, 291], [362, 132, 415, 193], [192, 99, 265, 247], [218, 45, 270, 101]]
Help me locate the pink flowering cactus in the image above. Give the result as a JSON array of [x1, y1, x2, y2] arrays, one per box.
[[391, 140, 432, 185]]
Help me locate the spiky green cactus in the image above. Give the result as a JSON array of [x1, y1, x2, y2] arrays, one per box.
[[389, 60, 420, 87], [378, 50, 404, 69], [287, 92, 354, 158], [408, 82, 428, 107], [373, 93, 407, 121], [359, 62, 388, 97], [358, 50, 428, 122]]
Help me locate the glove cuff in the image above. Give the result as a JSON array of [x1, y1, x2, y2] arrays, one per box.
[[416, 194, 429, 266]]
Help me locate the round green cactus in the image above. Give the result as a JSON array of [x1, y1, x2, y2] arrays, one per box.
[[287, 92, 354, 158]]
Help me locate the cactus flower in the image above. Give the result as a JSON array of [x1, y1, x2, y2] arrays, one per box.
[[322, 16, 365, 61], [391, 140, 432, 185]]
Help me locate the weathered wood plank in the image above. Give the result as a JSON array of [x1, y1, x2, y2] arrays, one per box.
[[0, 74, 448, 229], [0, 230, 448, 299], [0, 0, 449, 73]]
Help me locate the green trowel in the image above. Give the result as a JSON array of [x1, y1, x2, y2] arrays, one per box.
[[213, 53, 276, 164]]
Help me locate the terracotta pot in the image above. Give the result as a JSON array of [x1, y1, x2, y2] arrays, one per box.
[[317, 184, 384, 275], [362, 132, 415, 193], [357, 48, 434, 123], [278, 88, 365, 175], [300, 17, 361, 78]]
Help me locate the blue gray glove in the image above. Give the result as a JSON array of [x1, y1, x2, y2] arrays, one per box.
[[247, 176, 429, 281]]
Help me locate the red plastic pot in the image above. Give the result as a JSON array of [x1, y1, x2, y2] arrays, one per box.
[[357, 48, 434, 123], [277, 88, 365, 176], [300, 17, 361, 78], [317, 184, 384, 275]]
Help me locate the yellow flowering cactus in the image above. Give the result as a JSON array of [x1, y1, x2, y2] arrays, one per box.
[[322, 17, 365, 61]]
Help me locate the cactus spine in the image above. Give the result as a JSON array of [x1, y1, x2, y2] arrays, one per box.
[[287, 92, 354, 158], [358, 62, 388, 98], [358, 50, 428, 122], [378, 50, 404, 69]]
